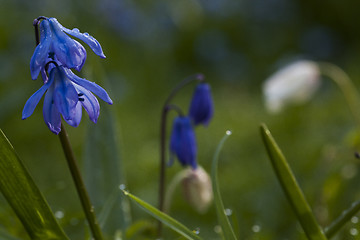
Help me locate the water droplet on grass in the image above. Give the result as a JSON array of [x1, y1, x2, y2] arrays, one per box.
[[350, 228, 358, 236], [224, 208, 232, 216], [214, 225, 222, 233], [226, 130, 232, 135], [55, 210, 64, 219], [252, 224, 261, 233]]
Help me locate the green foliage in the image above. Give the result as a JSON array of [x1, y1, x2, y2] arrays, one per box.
[[0, 129, 68, 240], [211, 131, 237, 240], [121, 189, 202, 240], [260, 124, 327, 240]]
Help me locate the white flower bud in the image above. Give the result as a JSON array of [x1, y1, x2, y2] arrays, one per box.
[[263, 60, 321, 113], [181, 166, 213, 213]]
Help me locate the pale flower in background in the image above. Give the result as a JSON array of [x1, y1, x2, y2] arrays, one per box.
[[181, 166, 213, 213], [263, 60, 321, 113]]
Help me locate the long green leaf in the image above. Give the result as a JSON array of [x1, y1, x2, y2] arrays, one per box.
[[260, 124, 327, 240], [325, 200, 360, 238], [0, 129, 68, 240], [121, 190, 202, 240], [211, 131, 237, 240]]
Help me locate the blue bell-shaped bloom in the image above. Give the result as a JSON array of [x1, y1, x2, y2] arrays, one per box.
[[30, 17, 105, 80], [169, 116, 197, 169], [22, 65, 113, 134], [189, 83, 214, 126]]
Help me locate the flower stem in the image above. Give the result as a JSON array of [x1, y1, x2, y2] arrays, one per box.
[[158, 73, 204, 236], [318, 62, 360, 131], [58, 124, 105, 240]]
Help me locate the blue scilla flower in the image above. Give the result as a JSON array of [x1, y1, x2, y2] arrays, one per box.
[[169, 116, 197, 169], [189, 83, 214, 126], [22, 64, 113, 134], [30, 17, 105, 80]]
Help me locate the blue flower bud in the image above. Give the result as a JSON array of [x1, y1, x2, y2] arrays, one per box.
[[189, 83, 214, 126], [169, 116, 197, 169]]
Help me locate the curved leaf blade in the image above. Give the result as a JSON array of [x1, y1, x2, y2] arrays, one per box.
[[121, 190, 202, 240], [325, 200, 360, 238], [0, 129, 68, 240], [260, 124, 327, 240], [211, 131, 237, 240]]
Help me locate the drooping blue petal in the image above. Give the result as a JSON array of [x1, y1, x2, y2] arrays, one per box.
[[48, 18, 87, 70], [53, 17, 106, 59], [30, 19, 52, 80], [22, 77, 54, 120], [52, 67, 79, 120], [189, 83, 214, 126], [169, 116, 197, 169], [43, 83, 61, 134], [64, 102, 82, 127], [64, 68, 113, 104], [74, 84, 100, 123], [73, 40, 87, 72]]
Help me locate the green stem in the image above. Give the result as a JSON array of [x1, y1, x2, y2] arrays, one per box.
[[163, 170, 188, 213], [58, 124, 104, 240], [158, 73, 204, 236], [324, 200, 360, 238], [318, 62, 360, 130]]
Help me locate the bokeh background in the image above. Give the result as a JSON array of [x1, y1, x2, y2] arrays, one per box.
[[1, 0, 360, 239]]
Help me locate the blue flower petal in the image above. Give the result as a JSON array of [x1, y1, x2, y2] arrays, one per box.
[[43, 83, 61, 134], [189, 83, 214, 126], [52, 67, 79, 120], [30, 20, 52, 80], [74, 84, 100, 123], [57, 19, 106, 59], [49, 18, 86, 70], [169, 117, 197, 169], [22, 77, 54, 120], [73, 40, 87, 72], [64, 68, 113, 104], [64, 102, 82, 127]]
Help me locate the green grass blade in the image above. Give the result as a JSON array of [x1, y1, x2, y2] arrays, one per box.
[[325, 200, 360, 238], [121, 190, 202, 240], [211, 131, 237, 240], [260, 124, 327, 240], [0, 129, 68, 240]]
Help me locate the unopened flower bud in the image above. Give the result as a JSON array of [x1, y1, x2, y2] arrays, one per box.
[[181, 166, 213, 213], [263, 60, 321, 113]]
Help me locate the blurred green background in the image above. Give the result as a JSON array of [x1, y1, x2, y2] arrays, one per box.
[[1, 0, 360, 239]]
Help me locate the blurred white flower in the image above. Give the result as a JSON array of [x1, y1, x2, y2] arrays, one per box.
[[263, 60, 321, 113], [181, 166, 213, 213]]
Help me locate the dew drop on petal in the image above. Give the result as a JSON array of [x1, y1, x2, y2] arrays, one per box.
[[55, 210, 64, 219], [252, 224, 261, 233], [224, 208, 232, 216], [72, 28, 80, 33], [84, 32, 89, 36], [351, 216, 359, 224], [350, 228, 358, 236], [226, 130, 232, 135]]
